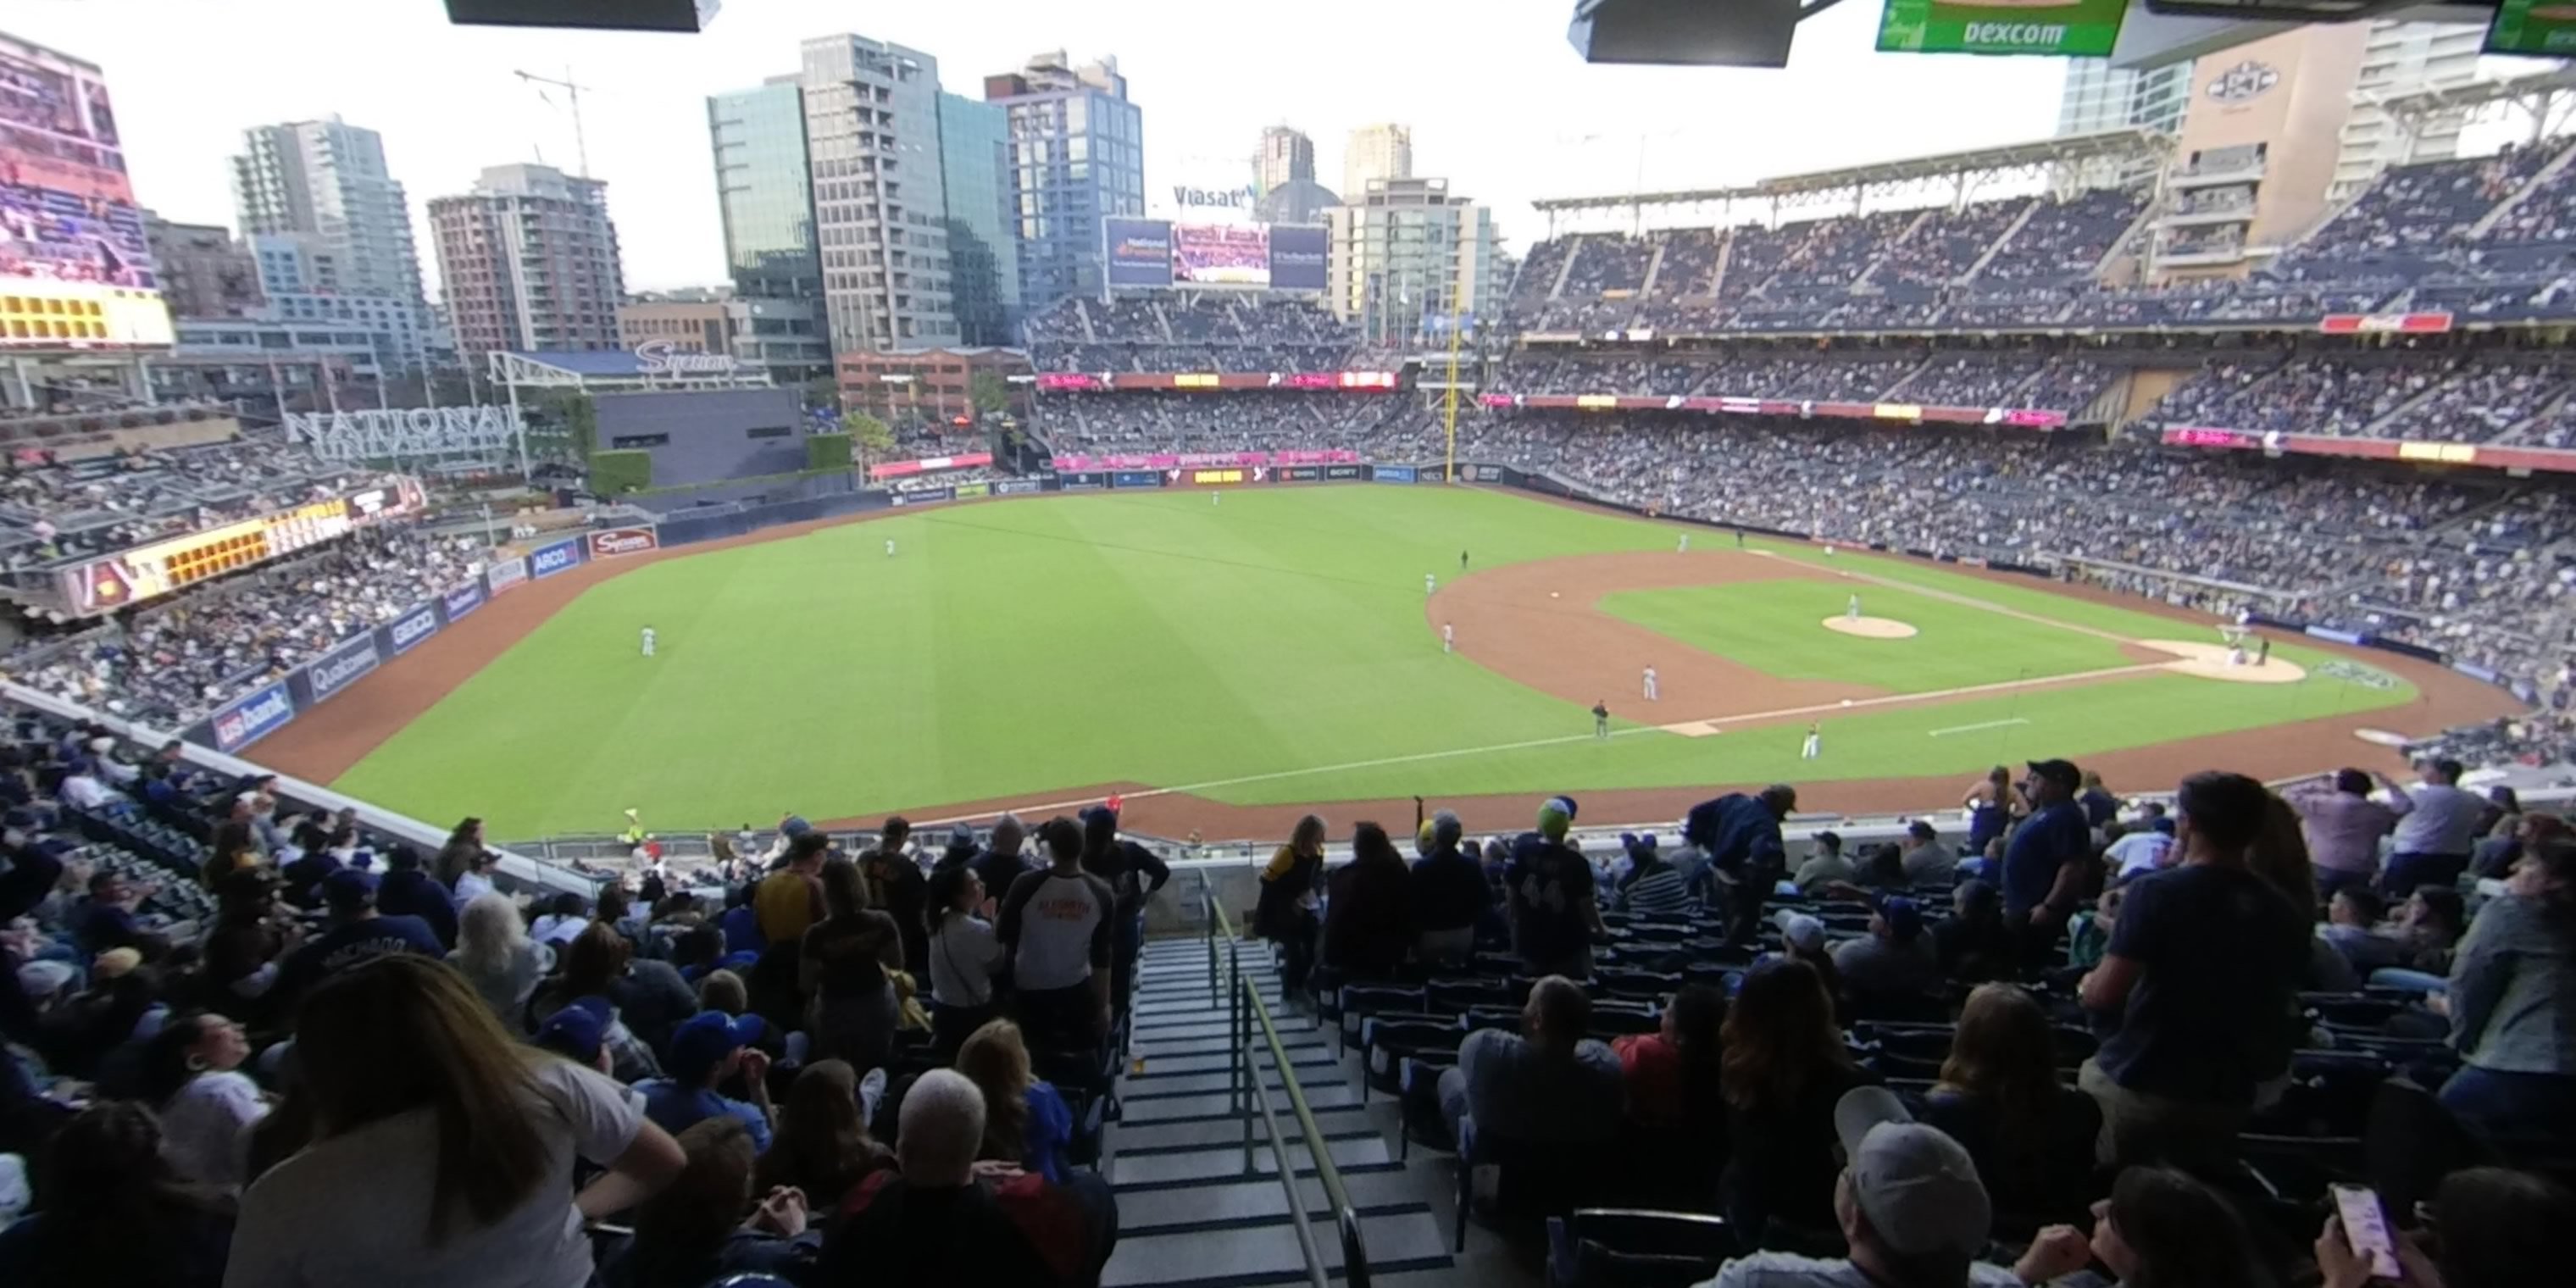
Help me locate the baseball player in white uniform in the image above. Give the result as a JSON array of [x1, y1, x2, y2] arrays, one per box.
[[1424, 573, 1436, 595], [1678, 534, 1690, 553], [1642, 666, 1659, 701], [1848, 594, 1863, 620], [886, 538, 897, 558], [641, 626, 657, 658], [1442, 623, 1454, 653], [1802, 722, 1823, 760]]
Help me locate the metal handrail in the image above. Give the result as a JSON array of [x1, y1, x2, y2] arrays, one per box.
[[1202, 873, 1372, 1288]]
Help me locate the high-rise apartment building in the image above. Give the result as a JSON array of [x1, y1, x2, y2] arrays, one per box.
[[428, 164, 625, 360], [938, 92, 1017, 347], [1324, 177, 1502, 344], [2057, 62, 2193, 136], [1342, 125, 1413, 205], [797, 34, 960, 353], [229, 119, 432, 368], [708, 80, 824, 303], [140, 213, 263, 319], [985, 51, 1146, 309], [2331, 20, 2484, 200], [1257, 126, 1314, 196]]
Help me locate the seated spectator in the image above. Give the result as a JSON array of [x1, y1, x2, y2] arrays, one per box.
[[1407, 810, 1491, 963], [536, 921, 698, 1060], [1617, 832, 1695, 916], [2079, 771, 2310, 1169], [2322, 886, 2407, 974], [598, 1117, 819, 1288], [532, 996, 617, 1076], [225, 956, 686, 1285], [2065, 885, 2124, 971], [997, 818, 1115, 1052], [815, 1068, 1118, 1287], [449, 891, 550, 1031], [636, 1010, 776, 1154], [373, 844, 457, 949], [1253, 814, 1326, 992], [1775, 913, 1844, 1016], [2317, 1165, 2574, 1288], [754, 1058, 892, 1213], [1833, 896, 1941, 1015], [801, 856, 904, 1074], [0, 1102, 235, 1288], [697, 969, 749, 1017], [1507, 797, 1602, 978], [530, 891, 589, 950], [1899, 819, 1957, 888], [1704, 1086, 2021, 1287], [1321, 820, 1413, 978], [1793, 830, 1856, 896], [1922, 984, 2101, 1232], [1611, 982, 1723, 1133], [2016, 1165, 2276, 1288], [928, 863, 1008, 1058], [432, 815, 489, 896], [958, 1017, 1076, 1185], [2438, 837, 2576, 1152], [142, 1013, 266, 1191], [1721, 958, 1869, 1244], [2289, 769, 2401, 900], [1438, 974, 1623, 1146], [2079, 770, 2120, 831], [269, 869, 444, 1010], [70, 868, 153, 955]]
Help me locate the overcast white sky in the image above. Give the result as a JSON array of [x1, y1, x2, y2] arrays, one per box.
[[11, 0, 2081, 293]]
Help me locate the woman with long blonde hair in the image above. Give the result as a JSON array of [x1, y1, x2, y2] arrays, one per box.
[[954, 1017, 1075, 1184], [448, 891, 549, 1030], [1254, 813, 1328, 991], [225, 955, 686, 1285]]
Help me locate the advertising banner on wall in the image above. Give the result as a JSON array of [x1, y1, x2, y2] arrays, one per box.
[[1058, 472, 1107, 490], [1323, 464, 1364, 480], [387, 602, 441, 657], [1875, 0, 2127, 57], [1269, 225, 1327, 291], [890, 486, 953, 506], [1173, 223, 1270, 286], [995, 479, 1045, 495], [442, 580, 486, 624], [1373, 465, 1418, 484], [530, 538, 584, 580], [305, 633, 382, 703], [1278, 465, 1320, 482], [1104, 219, 1174, 288], [953, 481, 991, 499], [586, 527, 658, 559], [1111, 471, 1164, 489], [487, 556, 529, 594], [211, 683, 295, 753], [868, 452, 996, 480]]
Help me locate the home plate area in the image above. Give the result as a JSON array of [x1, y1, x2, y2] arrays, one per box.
[[1822, 615, 1918, 639]]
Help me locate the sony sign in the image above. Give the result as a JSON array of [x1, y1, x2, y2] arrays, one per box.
[[634, 337, 740, 377], [1172, 184, 1255, 212]]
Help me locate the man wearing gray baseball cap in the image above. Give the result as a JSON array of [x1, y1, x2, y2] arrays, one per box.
[[1702, 1085, 2030, 1287]]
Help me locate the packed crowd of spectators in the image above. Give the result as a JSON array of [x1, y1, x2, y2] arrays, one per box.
[[1, 527, 491, 728], [1036, 392, 1359, 454], [1879, 198, 2034, 288], [1560, 234, 1656, 297], [0, 436, 381, 574], [0, 707, 1158, 1286], [1488, 351, 2112, 413], [1258, 750, 2576, 1288], [1024, 294, 1359, 375]]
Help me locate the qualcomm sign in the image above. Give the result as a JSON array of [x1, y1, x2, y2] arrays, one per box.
[[634, 337, 739, 377]]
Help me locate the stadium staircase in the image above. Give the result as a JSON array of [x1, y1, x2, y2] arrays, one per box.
[[1097, 886, 1522, 1288], [1960, 198, 2038, 284]]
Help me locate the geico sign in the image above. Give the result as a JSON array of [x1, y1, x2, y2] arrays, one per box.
[[587, 528, 658, 558]]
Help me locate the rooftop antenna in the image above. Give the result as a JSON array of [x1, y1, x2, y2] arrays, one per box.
[[514, 66, 593, 176]]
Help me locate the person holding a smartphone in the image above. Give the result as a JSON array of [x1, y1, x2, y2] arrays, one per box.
[[2315, 1166, 2574, 1288]]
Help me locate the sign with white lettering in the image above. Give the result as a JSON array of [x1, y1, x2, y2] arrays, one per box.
[[633, 337, 739, 377], [1875, 0, 2127, 57], [284, 406, 525, 464]]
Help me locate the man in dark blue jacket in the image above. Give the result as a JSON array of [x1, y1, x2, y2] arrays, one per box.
[[372, 844, 458, 949], [1683, 784, 1798, 945]]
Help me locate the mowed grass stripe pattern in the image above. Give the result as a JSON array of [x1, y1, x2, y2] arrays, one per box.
[[330, 488, 2417, 834]]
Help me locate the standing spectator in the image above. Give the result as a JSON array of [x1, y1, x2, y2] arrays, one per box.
[[973, 815, 1036, 913], [1612, 981, 1724, 1133], [2384, 758, 2485, 897], [268, 869, 445, 1011], [1922, 984, 2101, 1233], [2016, 1166, 2275, 1288], [996, 818, 1114, 1052], [2078, 770, 2120, 831], [814, 1069, 1119, 1287], [1437, 974, 1623, 1146], [435, 817, 491, 897], [1834, 896, 1941, 1017], [1253, 814, 1327, 992], [1407, 810, 1491, 963], [637, 1010, 777, 1153], [2288, 769, 2401, 901], [754, 1059, 892, 1213], [224, 956, 688, 1286], [143, 1013, 267, 1192], [1963, 767, 2019, 857], [1685, 784, 1798, 946], [957, 1017, 1076, 1184], [2438, 838, 2576, 1152], [802, 856, 904, 1074], [0, 1102, 234, 1288], [597, 1117, 818, 1288], [373, 845, 458, 949], [1507, 797, 1602, 977], [927, 864, 1008, 1058], [1898, 819, 1957, 888], [1720, 958, 1868, 1244], [1322, 821, 1413, 978], [938, 823, 981, 872], [756, 834, 830, 946], [448, 891, 550, 1031], [2079, 771, 2309, 1169], [1933, 880, 2017, 985], [1079, 804, 1168, 1019], [2002, 761, 2092, 964], [859, 818, 930, 980]]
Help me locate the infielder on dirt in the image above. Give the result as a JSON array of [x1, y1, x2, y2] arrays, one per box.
[[1642, 665, 1659, 701]]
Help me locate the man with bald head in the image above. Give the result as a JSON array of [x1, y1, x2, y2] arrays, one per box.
[[1438, 974, 1623, 1148]]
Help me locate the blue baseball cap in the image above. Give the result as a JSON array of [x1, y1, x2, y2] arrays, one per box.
[[1876, 896, 1925, 942], [533, 996, 613, 1065], [321, 868, 378, 909], [667, 1009, 765, 1083]]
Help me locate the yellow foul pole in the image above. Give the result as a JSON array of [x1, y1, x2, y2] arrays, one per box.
[[1441, 315, 1463, 483]]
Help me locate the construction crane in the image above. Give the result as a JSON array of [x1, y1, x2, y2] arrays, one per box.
[[514, 66, 594, 177]]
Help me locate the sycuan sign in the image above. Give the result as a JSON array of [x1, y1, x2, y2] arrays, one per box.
[[1876, 0, 2129, 57]]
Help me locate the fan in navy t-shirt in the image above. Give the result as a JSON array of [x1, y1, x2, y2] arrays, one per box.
[[2001, 760, 2092, 924], [269, 869, 444, 1010]]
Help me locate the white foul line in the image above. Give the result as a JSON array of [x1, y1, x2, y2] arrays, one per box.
[[1929, 718, 2032, 738]]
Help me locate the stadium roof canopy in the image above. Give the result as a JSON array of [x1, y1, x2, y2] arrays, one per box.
[[2373, 61, 2576, 142], [1530, 128, 2169, 229]]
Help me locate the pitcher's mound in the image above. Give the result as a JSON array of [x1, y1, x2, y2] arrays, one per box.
[[2140, 640, 2307, 684], [1823, 616, 1918, 640]]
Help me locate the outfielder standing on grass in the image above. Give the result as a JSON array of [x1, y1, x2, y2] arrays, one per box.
[[1592, 700, 1611, 740], [1424, 572, 1436, 595], [641, 625, 656, 657], [1802, 722, 1823, 760]]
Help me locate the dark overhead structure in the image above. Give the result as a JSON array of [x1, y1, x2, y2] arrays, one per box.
[[1568, 0, 1819, 68], [444, 0, 721, 34]]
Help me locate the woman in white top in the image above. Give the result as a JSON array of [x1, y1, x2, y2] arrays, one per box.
[[927, 864, 1008, 1059], [449, 891, 552, 1032], [144, 1012, 267, 1191], [222, 955, 686, 1288]]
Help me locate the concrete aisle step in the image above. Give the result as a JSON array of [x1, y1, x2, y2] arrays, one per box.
[[1111, 1134, 1395, 1188], [1113, 1169, 1432, 1233], [1111, 1106, 1378, 1152], [1135, 1031, 1325, 1059], [1124, 1068, 1348, 1099], [1119, 1082, 1364, 1122], [1105, 1209, 1452, 1287], [1130, 1016, 1321, 1042], [1130, 1048, 1338, 1077]]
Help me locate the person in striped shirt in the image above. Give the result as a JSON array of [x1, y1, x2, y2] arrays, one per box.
[[1618, 833, 1696, 918]]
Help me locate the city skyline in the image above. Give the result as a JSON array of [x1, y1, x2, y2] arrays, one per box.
[[6, 0, 2074, 296]]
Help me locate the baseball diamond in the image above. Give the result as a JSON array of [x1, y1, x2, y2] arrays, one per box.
[[242, 485, 2507, 840]]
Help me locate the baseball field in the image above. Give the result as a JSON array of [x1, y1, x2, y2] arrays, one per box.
[[250, 486, 2518, 840]]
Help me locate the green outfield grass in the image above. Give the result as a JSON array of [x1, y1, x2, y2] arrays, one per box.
[[330, 487, 2418, 835]]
